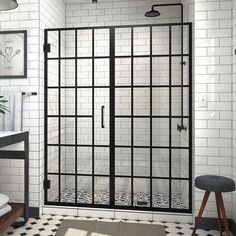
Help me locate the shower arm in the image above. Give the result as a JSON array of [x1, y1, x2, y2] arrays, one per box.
[[151, 3, 186, 132]]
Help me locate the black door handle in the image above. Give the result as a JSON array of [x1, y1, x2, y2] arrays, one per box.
[[101, 105, 105, 128]]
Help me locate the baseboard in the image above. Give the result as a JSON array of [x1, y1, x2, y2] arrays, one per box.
[[197, 217, 236, 234], [29, 207, 39, 218]]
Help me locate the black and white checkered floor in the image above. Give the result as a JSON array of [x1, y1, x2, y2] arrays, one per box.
[[2, 214, 223, 236]]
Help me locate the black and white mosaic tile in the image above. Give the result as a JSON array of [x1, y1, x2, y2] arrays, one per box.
[[55, 188, 187, 209], [2, 215, 223, 236]]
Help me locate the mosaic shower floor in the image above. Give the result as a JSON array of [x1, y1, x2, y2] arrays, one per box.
[[55, 188, 187, 209]]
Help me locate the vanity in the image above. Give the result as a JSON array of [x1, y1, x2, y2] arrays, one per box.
[[0, 131, 29, 233]]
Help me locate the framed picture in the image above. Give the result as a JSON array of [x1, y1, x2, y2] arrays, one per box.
[[0, 30, 27, 78]]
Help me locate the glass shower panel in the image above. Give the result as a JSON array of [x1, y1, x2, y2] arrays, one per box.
[[152, 118, 169, 147], [133, 178, 150, 207], [77, 118, 92, 145], [77, 29, 92, 57], [115, 118, 131, 146], [77, 59, 92, 86], [171, 180, 189, 209], [94, 29, 109, 57], [133, 89, 150, 116], [152, 179, 169, 208], [61, 30, 75, 58], [61, 118, 75, 145], [47, 31, 59, 58], [152, 26, 169, 55], [133, 27, 150, 55], [47, 146, 59, 173], [171, 88, 189, 116], [94, 147, 109, 175], [152, 57, 169, 85], [77, 176, 92, 204], [171, 25, 189, 55], [115, 58, 131, 86], [94, 177, 110, 205], [94, 88, 109, 146], [133, 148, 150, 176], [115, 148, 131, 176], [61, 60, 75, 87], [47, 118, 58, 144], [171, 149, 189, 178], [45, 24, 192, 212], [77, 147, 92, 175], [48, 60, 59, 87], [152, 149, 169, 177], [60, 175, 75, 203], [172, 118, 189, 147], [115, 88, 131, 116], [94, 59, 110, 86], [47, 175, 59, 202], [115, 28, 131, 56], [47, 89, 58, 116], [172, 56, 189, 85], [133, 118, 150, 146], [115, 178, 131, 206], [77, 89, 92, 116], [61, 89, 75, 116], [133, 57, 150, 85], [61, 146, 75, 174], [152, 88, 169, 116]]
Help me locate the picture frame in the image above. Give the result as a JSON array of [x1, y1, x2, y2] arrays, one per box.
[[0, 30, 27, 78]]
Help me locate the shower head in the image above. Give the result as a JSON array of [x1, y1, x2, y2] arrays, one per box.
[[145, 8, 161, 17]]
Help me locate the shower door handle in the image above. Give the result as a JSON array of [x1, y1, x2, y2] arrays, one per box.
[[101, 105, 105, 128]]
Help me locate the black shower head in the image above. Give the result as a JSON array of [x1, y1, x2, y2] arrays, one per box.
[[145, 8, 161, 17]]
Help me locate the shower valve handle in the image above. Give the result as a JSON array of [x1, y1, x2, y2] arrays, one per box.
[[101, 105, 105, 128]]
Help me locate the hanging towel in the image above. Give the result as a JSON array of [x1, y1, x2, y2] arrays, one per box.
[[0, 194, 9, 208], [0, 204, 12, 217], [0, 91, 22, 131]]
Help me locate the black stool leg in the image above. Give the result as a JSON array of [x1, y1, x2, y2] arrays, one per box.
[[217, 192, 231, 236], [192, 191, 210, 236], [215, 192, 223, 235]]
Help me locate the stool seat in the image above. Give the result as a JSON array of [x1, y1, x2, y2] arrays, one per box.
[[195, 175, 235, 193]]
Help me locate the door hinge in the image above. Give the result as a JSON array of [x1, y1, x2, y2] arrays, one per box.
[[44, 180, 51, 189], [43, 43, 51, 53]]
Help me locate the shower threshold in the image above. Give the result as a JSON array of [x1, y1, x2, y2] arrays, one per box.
[[55, 188, 187, 209]]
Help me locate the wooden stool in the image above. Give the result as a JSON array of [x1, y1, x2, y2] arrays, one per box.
[[192, 175, 235, 236]]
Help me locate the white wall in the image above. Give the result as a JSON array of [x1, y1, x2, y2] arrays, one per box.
[[194, 0, 233, 218], [0, 0, 65, 211], [0, 0, 40, 208]]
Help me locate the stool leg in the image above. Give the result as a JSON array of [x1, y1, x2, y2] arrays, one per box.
[[215, 192, 223, 235], [192, 191, 210, 236], [218, 193, 231, 236]]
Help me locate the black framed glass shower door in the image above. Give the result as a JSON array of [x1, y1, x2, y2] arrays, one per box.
[[44, 23, 192, 213]]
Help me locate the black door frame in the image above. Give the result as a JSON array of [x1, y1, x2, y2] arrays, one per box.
[[44, 22, 192, 214]]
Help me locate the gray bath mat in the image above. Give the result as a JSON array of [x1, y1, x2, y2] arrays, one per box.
[[55, 219, 166, 236]]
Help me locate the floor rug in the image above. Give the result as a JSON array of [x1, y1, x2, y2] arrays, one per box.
[[55, 219, 166, 236]]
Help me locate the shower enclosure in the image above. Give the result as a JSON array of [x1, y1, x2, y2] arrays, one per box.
[[44, 22, 192, 213]]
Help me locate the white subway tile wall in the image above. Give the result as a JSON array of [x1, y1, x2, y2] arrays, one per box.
[[194, 0, 233, 219], [0, 0, 65, 210]]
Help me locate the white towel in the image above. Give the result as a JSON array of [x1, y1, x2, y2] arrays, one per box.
[[0, 193, 9, 208], [0, 204, 12, 217], [0, 91, 22, 131]]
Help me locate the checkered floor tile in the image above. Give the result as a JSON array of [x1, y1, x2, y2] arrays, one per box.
[[2, 215, 223, 236]]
